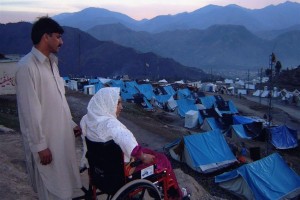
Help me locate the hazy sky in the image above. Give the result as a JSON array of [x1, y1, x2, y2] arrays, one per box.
[[1, 0, 300, 23]]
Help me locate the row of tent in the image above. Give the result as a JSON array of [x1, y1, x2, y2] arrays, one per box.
[[252, 88, 300, 106], [64, 77, 298, 151], [167, 129, 300, 199], [201, 114, 298, 150], [167, 127, 300, 200], [64, 77, 300, 199]]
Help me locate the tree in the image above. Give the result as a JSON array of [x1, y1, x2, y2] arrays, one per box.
[[265, 68, 272, 77], [275, 61, 282, 76]]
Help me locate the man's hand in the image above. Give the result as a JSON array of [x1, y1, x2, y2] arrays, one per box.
[[73, 125, 82, 137], [38, 148, 52, 165]]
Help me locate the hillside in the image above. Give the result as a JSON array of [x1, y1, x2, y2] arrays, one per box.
[[87, 23, 300, 70], [277, 67, 300, 90], [0, 22, 208, 81]]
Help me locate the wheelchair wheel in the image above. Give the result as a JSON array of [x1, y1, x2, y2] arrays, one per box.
[[112, 179, 161, 200]]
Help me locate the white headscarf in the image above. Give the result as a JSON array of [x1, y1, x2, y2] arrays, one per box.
[[80, 87, 138, 162]]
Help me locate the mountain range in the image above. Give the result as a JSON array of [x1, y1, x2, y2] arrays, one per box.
[[0, 22, 207, 81], [87, 23, 300, 70], [1, 1, 300, 80], [51, 1, 300, 72], [53, 1, 300, 33]]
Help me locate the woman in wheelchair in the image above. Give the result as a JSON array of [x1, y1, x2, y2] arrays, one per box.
[[80, 87, 186, 199]]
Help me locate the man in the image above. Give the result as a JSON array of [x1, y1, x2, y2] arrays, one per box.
[[16, 16, 82, 200]]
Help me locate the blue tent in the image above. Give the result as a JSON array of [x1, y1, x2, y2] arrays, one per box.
[[94, 82, 104, 93], [229, 124, 253, 139], [108, 79, 124, 88], [88, 78, 99, 84], [169, 129, 237, 173], [269, 125, 298, 149], [136, 84, 155, 100], [62, 76, 70, 81], [154, 94, 172, 108], [201, 117, 222, 131], [142, 97, 153, 111], [176, 99, 197, 117], [120, 81, 139, 101], [215, 153, 300, 200], [176, 88, 192, 99], [125, 81, 139, 94], [163, 85, 176, 96], [233, 115, 257, 125], [217, 100, 239, 115], [200, 96, 216, 109]]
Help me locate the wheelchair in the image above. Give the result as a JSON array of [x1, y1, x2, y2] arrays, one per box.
[[73, 137, 179, 200]]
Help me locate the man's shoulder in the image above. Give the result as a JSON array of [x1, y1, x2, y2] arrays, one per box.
[[18, 52, 34, 66]]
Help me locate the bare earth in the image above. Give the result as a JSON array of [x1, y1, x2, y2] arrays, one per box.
[[0, 90, 299, 200]]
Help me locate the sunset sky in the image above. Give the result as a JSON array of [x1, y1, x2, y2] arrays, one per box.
[[1, 0, 299, 23]]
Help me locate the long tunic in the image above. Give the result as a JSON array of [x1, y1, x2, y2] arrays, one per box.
[[16, 47, 81, 198]]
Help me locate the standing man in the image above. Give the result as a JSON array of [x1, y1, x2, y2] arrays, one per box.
[[16, 16, 82, 199]]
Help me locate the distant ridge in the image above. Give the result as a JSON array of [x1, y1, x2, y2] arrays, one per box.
[[53, 1, 300, 33], [87, 23, 300, 70], [0, 22, 208, 81]]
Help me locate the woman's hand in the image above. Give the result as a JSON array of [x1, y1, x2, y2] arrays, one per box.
[[141, 153, 155, 164]]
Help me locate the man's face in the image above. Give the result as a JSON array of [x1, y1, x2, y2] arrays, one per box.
[[46, 33, 63, 53]]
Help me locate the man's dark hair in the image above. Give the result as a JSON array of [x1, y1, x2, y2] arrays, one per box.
[[31, 16, 64, 45]]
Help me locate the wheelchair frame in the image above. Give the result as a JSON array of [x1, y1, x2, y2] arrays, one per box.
[[73, 138, 176, 200]]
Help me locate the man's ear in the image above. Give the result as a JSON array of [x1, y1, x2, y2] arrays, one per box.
[[42, 33, 49, 42]]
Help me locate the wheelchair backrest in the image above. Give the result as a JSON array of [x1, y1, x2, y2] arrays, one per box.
[[85, 137, 126, 195]]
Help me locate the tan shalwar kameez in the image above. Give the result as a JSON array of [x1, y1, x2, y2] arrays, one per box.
[[16, 47, 82, 199]]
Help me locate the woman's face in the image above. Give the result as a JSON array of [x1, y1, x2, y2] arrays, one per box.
[[116, 97, 123, 117]]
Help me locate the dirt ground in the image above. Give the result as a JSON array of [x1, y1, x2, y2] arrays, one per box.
[[0, 89, 300, 200]]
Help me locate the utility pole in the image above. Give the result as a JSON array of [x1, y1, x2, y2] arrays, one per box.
[[78, 33, 81, 78], [259, 68, 263, 105], [247, 69, 250, 94], [266, 53, 276, 155]]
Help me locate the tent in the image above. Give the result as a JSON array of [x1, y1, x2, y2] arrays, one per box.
[[184, 110, 199, 128], [199, 96, 216, 109], [135, 83, 155, 100], [169, 129, 237, 173], [201, 117, 222, 131], [215, 153, 300, 200], [268, 125, 298, 149], [154, 94, 172, 109], [167, 96, 177, 111], [253, 90, 263, 97], [233, 115, 264, 125], [83, 85, 95, 95], [108, 79, 125, 90], [215, 100, 239, 115], [227, 124, 254, 141], [162, 85, 176, 96], [175, 99, 197, 118], [94, 82, 104, 93], [133, 94, 154, 111], [227, 122, 263, 140], [121, 81, 139, 101], [176, 88, 192, 99], [261, 90, 269, 98]]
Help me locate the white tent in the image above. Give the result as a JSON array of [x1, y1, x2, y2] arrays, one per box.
[[184, 110, 199, 128]]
